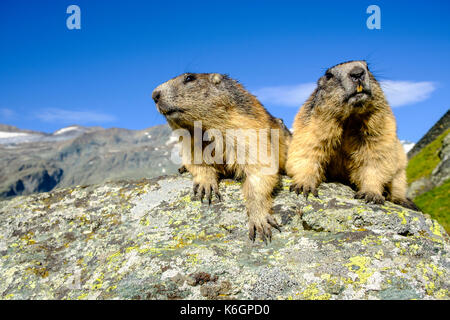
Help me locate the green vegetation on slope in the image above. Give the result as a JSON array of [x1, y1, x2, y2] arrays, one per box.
[[414, 179, 450, 233], [407, 129, 450, 184], [406, 129, 449, 234]]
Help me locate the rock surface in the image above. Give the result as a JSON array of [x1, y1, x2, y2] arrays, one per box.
[[0, 174, 449, 300]]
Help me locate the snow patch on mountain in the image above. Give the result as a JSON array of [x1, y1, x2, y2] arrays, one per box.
[[0, 131, 46, 144], [401, 140, 415, 153], [0, 132, 32, 139], [53, 126, 81, 135]]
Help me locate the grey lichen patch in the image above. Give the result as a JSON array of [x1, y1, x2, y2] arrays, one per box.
[[379, 277, 422, 300], [0, 175, 448, 300]]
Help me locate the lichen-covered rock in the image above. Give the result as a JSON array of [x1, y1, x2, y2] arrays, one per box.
[[0, 174, 449, 300]]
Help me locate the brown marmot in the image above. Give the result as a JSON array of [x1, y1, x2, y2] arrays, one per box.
[[152, 73, 292, 243], [286, 60, 418, 210]]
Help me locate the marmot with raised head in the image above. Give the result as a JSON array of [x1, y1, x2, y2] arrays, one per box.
[[286, 60, 417, 210], [152, 73, 292, 242]]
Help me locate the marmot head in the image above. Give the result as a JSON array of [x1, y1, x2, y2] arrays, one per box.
[[152, 73, 254, 129], [315, 60, 380, 110]]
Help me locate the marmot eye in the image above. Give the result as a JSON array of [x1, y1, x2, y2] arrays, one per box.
[[184, 74, 196, 83], [325, 72, 333, 80]]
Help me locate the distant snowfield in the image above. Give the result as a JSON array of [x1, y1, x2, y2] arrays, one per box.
[[0, 131, 45, 145], [0, 132, 32, 138], [54, 126, 79, 135], [0, 126, 87, 145]]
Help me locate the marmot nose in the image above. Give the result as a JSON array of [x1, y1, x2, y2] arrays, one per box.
[[152, 90, 161, 103], [349, 67, 365, 81]]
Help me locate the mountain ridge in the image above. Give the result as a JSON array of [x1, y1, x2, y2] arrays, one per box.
[[0, 124, 178, 199]]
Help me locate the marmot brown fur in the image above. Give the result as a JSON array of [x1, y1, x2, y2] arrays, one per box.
[[152, 73, 292, 242], [286, 60, 418, 210]]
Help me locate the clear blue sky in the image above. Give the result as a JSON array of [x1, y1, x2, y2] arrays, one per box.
[[0, 0, 449, 142]]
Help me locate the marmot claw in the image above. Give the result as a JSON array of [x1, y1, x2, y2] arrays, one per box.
[[192, 182, 222, 205], [355, 191, 385, 205], [393, 198, 420, 211], [248, 214, 281, 245], [289, 183, 319, 200]]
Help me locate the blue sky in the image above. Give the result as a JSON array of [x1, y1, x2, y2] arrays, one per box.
[[0, 0, 449, 142]]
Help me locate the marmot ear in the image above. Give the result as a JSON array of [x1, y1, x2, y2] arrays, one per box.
[[318, 76, 326, 87], [210, 73, 222, 85]]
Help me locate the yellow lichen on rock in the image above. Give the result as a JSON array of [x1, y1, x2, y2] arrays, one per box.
[[344, 256, 374, 285]]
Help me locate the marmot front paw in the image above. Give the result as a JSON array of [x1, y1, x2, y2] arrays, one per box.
[[192, 181, 222, 204], [355, 191, 385, 205], [248, 213, 281, 245], [289, 181, 320, 199], [178, 165, 188, 174]]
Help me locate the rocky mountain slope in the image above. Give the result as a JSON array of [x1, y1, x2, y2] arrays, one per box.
[[0, 124, 178, 199], [0, 175, 448, 300], [406, 110, 449, 232], [408, 110, 449, 159]]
